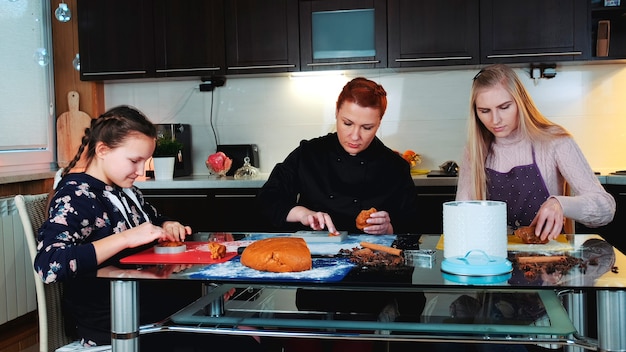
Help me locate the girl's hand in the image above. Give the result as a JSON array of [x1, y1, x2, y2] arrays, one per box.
[[530, 198, 564, 241], [161, 221, 192, 242], [363, 210, 394, 235], [125, 222, 168, 248], [95, 222, 167, 264]]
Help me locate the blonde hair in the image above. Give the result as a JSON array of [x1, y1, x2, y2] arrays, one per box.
[[465, 64, 570, 199]]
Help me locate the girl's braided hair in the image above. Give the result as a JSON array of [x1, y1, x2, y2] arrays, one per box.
[[60, 105, 157, 180]]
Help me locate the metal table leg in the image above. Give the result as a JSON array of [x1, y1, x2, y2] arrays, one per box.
[[597, 290, 626, 352], [563, 290, 587, 352], [111, 280, 139, 352]]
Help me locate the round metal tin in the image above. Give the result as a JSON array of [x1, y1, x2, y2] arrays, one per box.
[[154, 244, 187, 254]]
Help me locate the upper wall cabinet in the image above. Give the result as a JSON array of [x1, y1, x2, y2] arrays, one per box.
[[77, 0, 225, 81], [77, 0, 153, 80], [225, 0, 300, 75], [299, 0, 387, 71], [480, 0, 590, 64], [153, 0, 225, 78], [591, 2, 626, 59], [387, 0, 479, 68]]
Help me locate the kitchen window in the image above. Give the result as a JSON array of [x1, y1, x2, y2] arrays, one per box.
[[0, 0, 55, 173]]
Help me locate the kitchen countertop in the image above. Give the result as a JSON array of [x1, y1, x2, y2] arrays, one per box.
[[3, 170, 624, 188], [134, 174, 460, 189]]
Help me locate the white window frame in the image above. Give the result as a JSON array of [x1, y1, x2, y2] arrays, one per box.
[[0, 0, 56, 173]]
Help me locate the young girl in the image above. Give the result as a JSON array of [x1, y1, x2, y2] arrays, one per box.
[[34, 106, 260, 350]]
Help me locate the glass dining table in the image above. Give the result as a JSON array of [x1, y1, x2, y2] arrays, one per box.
[[98, 233, 626, 352]]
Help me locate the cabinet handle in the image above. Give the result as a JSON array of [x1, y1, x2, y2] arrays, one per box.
[[82, 70, 147, 76], [227, 64, 296, 70], [156, 67, 221, 73], [486, 51, 582, 59], [213, 194, 256, 198], [307, 60, 380, 67], [395, 56, 472, 62], [143, 194, 208, 198]]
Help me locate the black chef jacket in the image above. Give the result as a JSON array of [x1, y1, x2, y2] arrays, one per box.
[[259, 133, 418, 234]]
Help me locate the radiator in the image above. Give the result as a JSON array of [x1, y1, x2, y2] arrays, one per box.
[[0, 197, 37, 325]]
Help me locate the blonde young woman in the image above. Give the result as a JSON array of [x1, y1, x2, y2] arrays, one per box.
[[456, 64, 615, 241]]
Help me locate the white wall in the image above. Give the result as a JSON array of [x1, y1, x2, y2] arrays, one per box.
[[104, 63, 626, 176]]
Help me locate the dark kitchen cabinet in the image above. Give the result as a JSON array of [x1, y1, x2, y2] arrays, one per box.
[[77, 0, 225, 81], [576, 184, 626, 254], [142, 188, 273, 233], [479, 0, 590, 64], [591, 3, 626, 59], [206, 189, 274, 232], [225, 0, 300, 74], [415, 185, 457, 235], [299, 0, 387, 71], [153, 0, 225, 78], [387, 0, 479, 68], [77, 0, 153, 80], [141, 189, 210, 232]]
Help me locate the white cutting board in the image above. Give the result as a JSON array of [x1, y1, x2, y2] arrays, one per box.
[[293, 231, 348, 243]]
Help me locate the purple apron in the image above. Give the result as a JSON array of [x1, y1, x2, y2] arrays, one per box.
[[486, 150, 549, 229]]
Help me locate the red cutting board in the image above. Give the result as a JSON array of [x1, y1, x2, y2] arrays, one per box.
[[120, 242, 237, 265]]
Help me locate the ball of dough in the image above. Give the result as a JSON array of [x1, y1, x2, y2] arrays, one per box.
[[208, 242, 227, 259], [514, 226, 549, 244], [241, 237, 312, 272], [356, 207, 377, 230]]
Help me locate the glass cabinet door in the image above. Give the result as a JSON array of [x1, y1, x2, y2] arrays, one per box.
[[312, 9, 375, 59], [300, 0, 387, 71]]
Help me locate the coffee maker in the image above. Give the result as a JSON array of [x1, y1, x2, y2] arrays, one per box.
[[153, 124, 193, 177]]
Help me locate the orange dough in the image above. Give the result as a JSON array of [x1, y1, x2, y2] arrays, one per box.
[[356, 207, 377, 230], [208, 242, 227, 259], [241, 237, 312, 273], [157, 241, 185, 247], [514, 226, 549, 244]]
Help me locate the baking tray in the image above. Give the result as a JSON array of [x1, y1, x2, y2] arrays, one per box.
[[188, 257, 355, 282]]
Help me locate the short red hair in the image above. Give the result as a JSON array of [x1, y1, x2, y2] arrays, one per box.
[[336, 77, 387, 118]]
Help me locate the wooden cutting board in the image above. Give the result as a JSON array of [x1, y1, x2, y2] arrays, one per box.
[[57, 91, 92, 169], [436, 234, 574, 252]]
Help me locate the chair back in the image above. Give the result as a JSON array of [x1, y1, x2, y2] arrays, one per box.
[[15, 194, 73, 352]]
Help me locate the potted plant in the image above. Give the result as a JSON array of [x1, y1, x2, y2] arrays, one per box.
[[154, 135, 183, 157], [152, 135, 183, 180]]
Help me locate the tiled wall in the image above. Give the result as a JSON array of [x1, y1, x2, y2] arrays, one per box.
[[105, 63, 626, 175]]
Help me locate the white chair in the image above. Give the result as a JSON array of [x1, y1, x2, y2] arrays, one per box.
[[14, 194, 111, 352]]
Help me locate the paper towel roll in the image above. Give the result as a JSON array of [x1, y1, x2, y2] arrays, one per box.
[[443, 201, 507, 259]]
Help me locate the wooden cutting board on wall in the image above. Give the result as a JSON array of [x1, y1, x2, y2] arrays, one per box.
[[57, 91, 93, 169]]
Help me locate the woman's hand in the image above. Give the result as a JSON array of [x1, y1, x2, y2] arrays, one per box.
[[287, 206, 338, 234], [161, 221, 192, 242], [530, 198, 564, 241], [363, 210, 394, 235]]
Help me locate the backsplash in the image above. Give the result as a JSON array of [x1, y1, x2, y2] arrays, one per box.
[[104, 63, 626, 176]]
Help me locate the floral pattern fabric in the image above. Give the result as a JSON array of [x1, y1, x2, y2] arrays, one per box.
[[34, 172, 166, 283]]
